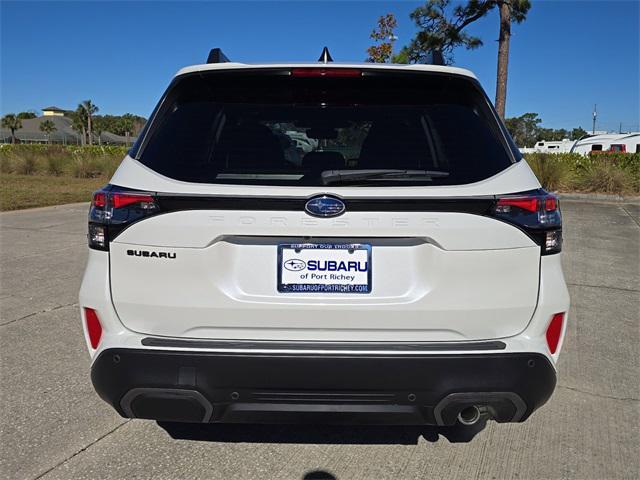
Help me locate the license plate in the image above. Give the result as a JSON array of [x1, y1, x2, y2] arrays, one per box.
[[277, 243, 372, 293]]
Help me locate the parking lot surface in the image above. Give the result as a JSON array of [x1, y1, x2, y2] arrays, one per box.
[[1, 200, 638, 480]]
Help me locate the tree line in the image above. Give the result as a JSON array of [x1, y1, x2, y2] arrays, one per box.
[[1, 103, 146, 144], [504, 113, 588, 148]]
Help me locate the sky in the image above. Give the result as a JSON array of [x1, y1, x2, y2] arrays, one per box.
[[1, 0, 638, 132]]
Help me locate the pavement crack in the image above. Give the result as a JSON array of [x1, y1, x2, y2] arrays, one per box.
[[620, 205, 640, 229], [0, 302, 78, 327], [31, 420, 130, 480], [567, 282, 639, 293], [557, 384, 639, 403]]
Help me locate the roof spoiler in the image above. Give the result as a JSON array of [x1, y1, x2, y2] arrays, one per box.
[[207, 48, 230, 64]]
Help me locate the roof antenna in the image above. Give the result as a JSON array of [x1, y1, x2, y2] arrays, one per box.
[[207, 48, 230, 64], [425, 50, 445, 66], [318, 47, 333, 64]]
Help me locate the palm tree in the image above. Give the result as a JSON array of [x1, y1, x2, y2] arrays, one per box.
[[79, 100, 99, 145], [70, 108, 87, 145], [119, 114, 135, 147], [397, 0, 531, 119], [495, 0, 531, 119], [92, 117, 105, 145], [39, 119, 57, 144], [1, 114, 23, 144]]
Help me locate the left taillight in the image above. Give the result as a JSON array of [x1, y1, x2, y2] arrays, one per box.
[[492, 190, 562, 255], [88, 186, 159, 250]]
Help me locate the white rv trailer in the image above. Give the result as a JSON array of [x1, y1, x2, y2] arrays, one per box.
[[570, 133, 640, 155], [531, 139, 576, 153]]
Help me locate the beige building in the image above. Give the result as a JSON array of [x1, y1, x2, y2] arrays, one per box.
[[42, 106, 66, 117]]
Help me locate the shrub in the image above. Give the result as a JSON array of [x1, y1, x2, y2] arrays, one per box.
[[14, 155, 37, 175], [72, 155, 103, 178], [524, 153, 571, 191], [577, 162, 632, 194], [47, 156, 66, 176], [0, 155, 13, 174]]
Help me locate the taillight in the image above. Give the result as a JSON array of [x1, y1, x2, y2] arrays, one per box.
[[111, 193, 155, 209], [493, 190, 562, 255], [84, 307, 103, 349], [291, 68, 362, 78], [546, 312, 565, 354], [88, 186, 159, 250]]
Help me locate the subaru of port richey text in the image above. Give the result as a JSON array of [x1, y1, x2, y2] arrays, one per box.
[[80, 48, 570, 428]]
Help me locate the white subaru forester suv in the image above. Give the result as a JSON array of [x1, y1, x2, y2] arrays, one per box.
[[80, 49, 569, 428]]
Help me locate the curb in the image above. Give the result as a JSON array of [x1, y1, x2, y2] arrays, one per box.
[[557, 193, 640, 204]]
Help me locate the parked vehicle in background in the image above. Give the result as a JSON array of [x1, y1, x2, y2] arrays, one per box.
[[519, 133, 640, 156], [570, 133, 640, 155], [80, 49, 570, 430]]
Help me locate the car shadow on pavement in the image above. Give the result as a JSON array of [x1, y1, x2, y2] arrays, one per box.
[[156, 419, 487, 444]]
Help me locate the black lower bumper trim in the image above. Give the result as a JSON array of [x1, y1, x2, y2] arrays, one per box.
[[140, 337, 506, 351], [91, 349, 556, 425]]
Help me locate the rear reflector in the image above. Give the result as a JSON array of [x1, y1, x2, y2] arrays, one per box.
[[84, 308, 103, 349], [546, 312, 565, 354], [291, 68, 362, 78]]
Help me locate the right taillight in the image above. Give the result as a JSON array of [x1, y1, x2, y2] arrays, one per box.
[[493, 190, 562, 255], [88, 186, 159, 250]]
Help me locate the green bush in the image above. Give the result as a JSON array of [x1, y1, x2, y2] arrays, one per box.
[[523, 152, 639, 195], [577, 161, 632, 194], [72, 153, 103, 178], [0, 155, 13, 174], [47, 156, 66, 176], [14, 155, 38, 175], [0, 144, 126, 179], [524, 153, 572, 191]]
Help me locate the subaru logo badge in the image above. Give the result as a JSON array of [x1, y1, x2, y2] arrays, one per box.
[[283, 259, 307, 271], [305, 195, 346, 218]]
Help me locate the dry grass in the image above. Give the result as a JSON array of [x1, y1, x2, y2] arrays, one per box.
[[0, 174, 107, 211], [525, 154, 572, 191], [576, 162, 633, 194]]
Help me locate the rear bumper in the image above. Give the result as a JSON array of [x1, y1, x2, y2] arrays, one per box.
[[91, 348, 556, 425]]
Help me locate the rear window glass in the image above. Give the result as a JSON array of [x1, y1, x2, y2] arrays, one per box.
[[137, 70, 515, 186]]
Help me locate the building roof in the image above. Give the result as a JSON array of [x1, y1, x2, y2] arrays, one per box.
[[1, 114, 138, 145], [41, 106, 66, 112]]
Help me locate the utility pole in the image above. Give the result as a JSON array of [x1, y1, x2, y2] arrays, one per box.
[[619, 122, 622, 134], [592, 104, 597, 134]]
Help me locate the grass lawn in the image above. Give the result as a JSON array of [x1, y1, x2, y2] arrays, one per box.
[[0, 174, 107, 211]]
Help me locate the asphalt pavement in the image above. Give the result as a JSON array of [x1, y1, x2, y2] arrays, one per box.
[[1, 200, 638, 480]]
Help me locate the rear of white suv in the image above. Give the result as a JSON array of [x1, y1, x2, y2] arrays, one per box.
[[80, 56, 569, 427]]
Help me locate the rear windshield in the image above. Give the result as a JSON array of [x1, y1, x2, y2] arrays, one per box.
[[136, 70, 515, 186]]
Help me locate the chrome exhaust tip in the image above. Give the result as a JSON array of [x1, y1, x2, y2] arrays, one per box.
[[457, 405, 481, 426]]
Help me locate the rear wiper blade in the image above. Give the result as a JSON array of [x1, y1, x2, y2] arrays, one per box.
[[321, 169, 449, 185]]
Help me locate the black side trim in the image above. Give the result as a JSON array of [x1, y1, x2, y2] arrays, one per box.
[[140, 338, 507, 351]]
